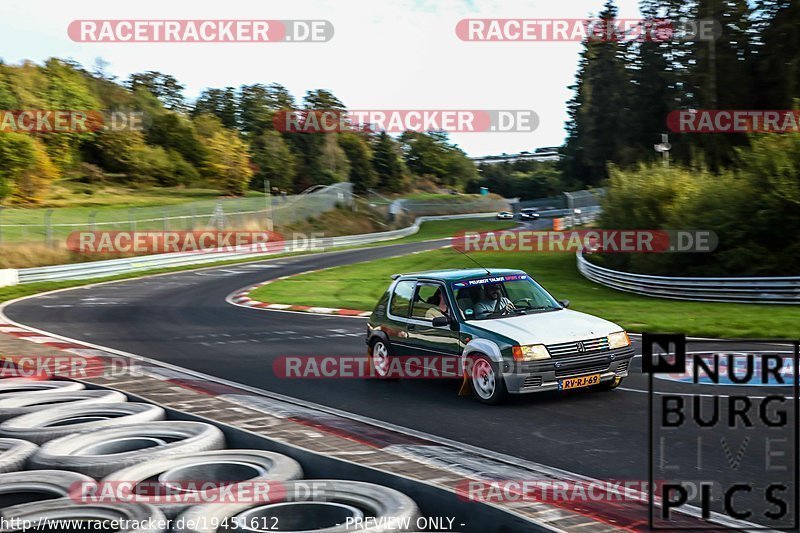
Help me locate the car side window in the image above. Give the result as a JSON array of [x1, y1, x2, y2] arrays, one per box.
[[389, 280, 416, 318], [411, 283, 444, 321]]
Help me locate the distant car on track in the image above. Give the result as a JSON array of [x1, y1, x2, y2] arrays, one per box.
[[496, 211, 514, 220], [519, 208, 540, 220], [366, 269, 633, 404]]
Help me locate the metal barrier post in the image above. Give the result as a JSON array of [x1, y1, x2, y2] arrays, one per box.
[[45, 209, 53, 248], [265, 179, 273, 232]]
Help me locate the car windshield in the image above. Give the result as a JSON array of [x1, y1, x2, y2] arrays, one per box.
[[451, 274, 561, 320]]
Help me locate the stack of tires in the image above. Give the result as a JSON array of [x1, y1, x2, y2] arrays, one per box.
[[0, 379, 421, 532]]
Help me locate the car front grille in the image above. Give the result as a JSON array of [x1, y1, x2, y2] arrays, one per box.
[[616, 361, 629, 375], [555, 363, 609, 378], [522, 375, 542, 388], [546, 337, 609, 358]]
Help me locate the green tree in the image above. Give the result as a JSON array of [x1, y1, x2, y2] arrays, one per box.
[[90, 129, 195, 186], [338, 132, 377, 193], [250, 130, 297, 191], [319, 134, 350, 184], [400, 131, 447, 178], [472, 161, 566, 200], [622, 0, 677, 164], [266, 83, 295, 109], [203, 130, 253, 195], [303, 89, 345, 110], [561, 1, 630, 185], [127, 71, 186, 111], [399, 131, 477, 188], [239, 84, 274, 135], [146, 112, 208, 167], [91, 130, 147, 176], [0, 133, 58, 203], [372, 132, 405, 192], [751, 1, 800, 109], [193, 87, 238, 129], [238, 83, 296, 135], [192, 113, 225, 138]]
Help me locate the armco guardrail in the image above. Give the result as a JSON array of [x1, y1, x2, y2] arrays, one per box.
[[577, 250, 800, 304], [13, 213, 495, 285]]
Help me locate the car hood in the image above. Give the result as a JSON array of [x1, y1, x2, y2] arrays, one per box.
[[468, 309, 622, 345]]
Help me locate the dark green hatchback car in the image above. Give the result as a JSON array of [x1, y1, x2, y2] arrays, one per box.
[[366, 268, 634, 404]]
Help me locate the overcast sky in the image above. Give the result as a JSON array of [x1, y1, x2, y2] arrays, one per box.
[[0, 0, 644, 156]]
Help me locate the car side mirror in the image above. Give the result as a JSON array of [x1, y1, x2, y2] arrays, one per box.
[[558, 299, 570, 308], [431, 316, 451, 327]]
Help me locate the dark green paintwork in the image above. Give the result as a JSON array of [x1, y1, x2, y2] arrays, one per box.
[[369, 270, 526, 364]]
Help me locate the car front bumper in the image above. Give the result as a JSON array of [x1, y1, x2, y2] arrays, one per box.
[[500, 346, 635, 394]]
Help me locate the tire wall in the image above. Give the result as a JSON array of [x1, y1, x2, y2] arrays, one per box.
[[164, 406, 541, 532]]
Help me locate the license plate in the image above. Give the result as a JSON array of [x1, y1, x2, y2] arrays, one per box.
[[559, 373, 601, 390]]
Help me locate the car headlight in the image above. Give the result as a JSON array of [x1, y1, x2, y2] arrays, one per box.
[[608, 331, 631, 349], [512, 344, 550, 362]]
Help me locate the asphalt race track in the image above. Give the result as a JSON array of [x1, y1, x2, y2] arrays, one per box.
[[4, 227, 797, 527]]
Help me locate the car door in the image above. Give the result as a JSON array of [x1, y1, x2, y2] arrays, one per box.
[[405, 281, 462, 377], [384, 279, 416, 356]]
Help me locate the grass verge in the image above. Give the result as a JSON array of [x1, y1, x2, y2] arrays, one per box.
[[249, 248, 800, 339], [389, 218, 516, 244]]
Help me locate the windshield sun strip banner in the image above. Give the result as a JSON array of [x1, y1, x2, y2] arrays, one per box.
[[451, 274, 528, 288]]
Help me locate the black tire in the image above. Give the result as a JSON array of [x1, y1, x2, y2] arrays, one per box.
[[0, 402, 165, 444], [0, 389, 127, 422], [594, 376, 624, 391], [0, 500, 167, 532], [0, 438, 38, 474], [174, 480, 420, 533], [468, 354, 508, 405], [368, 338, 397, 381], [0, 470, 96, 509], [102, 449, 304, 518], [30, 421, 225, 478], [0, 379, 84, 397]]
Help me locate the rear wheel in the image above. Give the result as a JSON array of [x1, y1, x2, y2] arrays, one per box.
[[369, 339, 397, 381], [469, 354, 508, 405]]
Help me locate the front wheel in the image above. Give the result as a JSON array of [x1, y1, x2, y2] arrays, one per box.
[[469, 354, 508, 405]]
